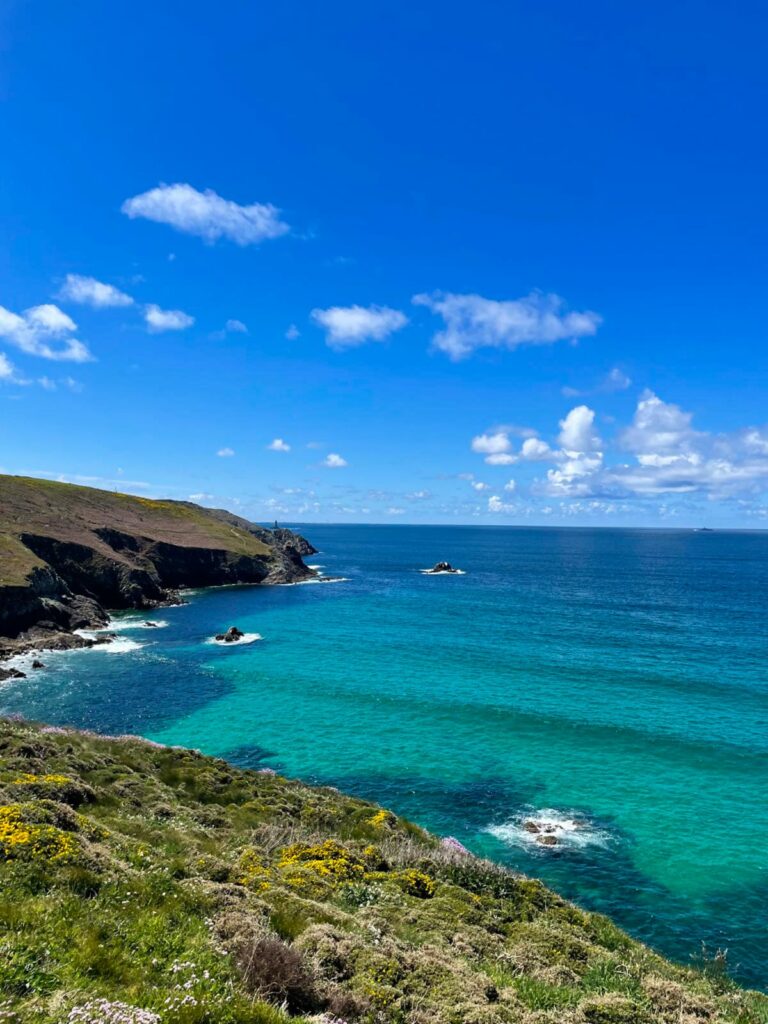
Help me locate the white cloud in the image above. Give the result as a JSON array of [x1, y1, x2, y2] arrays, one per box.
[[268, 438, 291, 452], [545, 454, 604, 496], [189, 492, 214, 501], [484, 453, 517, 465], [386, 507, 406, 515], [620, 390, 697, 455], [504, 479, 517, 492], [216, 447, 235, 457], [562, 366, 631, 398], [285, 324, 300, 340], [311, 304, 408, 350], [471, 431, 511, 455], [413, 290, 601, 361], [0, 303, 93, 362], [323, 453, 348, 468], [471, 481, 489, 491], [558, 405, 601, 452], [225, 319, 248, 334], [520, 437, 554, 461], [57, 274, 133, 308], [488, 494, 517, 513], [144, 304, 195, 332], [0, 354, 15, 380], [605, 367, 632, 391], [121, 183, 289, 246], [406, 490, 431, 500]]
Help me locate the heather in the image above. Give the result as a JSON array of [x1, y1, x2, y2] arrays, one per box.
[[0, 718, 766, 1024]]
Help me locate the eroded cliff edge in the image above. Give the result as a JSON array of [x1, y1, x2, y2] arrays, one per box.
[[0, 475, 316, 660]]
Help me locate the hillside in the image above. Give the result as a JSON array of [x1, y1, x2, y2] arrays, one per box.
[[1, 717, 765, 1024], [0, 475, 315, 657]]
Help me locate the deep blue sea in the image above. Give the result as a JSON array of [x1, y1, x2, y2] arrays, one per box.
[[3, 526, 768, 989]]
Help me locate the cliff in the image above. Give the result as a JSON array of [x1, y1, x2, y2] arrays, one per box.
[[1, 716, 765, 1024], [0, 475, 316, 659]]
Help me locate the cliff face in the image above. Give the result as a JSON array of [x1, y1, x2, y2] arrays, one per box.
[[0, 475, 316, 656]]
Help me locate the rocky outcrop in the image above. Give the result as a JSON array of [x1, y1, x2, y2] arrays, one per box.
[[0, 476, 316, 658]]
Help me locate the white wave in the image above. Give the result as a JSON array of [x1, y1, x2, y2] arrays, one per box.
[[97, 637, 147, 654], [112, 618, 169, 631], [307, 564, 324, 570], [206, 632, 262, 647], [419, 568, 466, 575], [278, 576, 350, 586], [2, 634, 146, 675], [83, 618, 169, 632], [486, 808, 611, 852]]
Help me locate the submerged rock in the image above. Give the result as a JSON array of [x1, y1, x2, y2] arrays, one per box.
[[536, 835, 559, 847]]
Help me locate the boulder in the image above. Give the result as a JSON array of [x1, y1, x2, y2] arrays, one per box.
[[536, 835, 558, 847], [0, 667, 25, 681], [215, 626, 245, 643]]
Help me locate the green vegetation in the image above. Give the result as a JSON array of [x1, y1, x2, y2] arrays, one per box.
[[0, 475, 273, 589], [0, 534, 43, 588], [0, 717, 765, 1024]]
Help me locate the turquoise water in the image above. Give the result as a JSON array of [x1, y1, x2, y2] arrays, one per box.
[[3, 526, 767, 989]]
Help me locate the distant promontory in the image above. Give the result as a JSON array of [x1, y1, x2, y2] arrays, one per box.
[[0, 475, 316, 663]]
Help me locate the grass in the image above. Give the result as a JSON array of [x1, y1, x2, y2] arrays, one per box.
[[0, 474, 275, 588], [0, 717, 766, 1024]]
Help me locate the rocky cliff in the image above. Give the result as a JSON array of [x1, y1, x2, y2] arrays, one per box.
[[0, 475, 317, 658]]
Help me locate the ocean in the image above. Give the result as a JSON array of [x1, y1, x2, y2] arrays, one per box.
[[2, 525, 767, 989]]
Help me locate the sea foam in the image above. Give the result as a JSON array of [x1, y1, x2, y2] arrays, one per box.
[[486, 808, 611, 852]]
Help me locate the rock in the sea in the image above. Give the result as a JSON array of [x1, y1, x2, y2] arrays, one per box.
[[214, 626, 245, 643], [31, 660, 46, 670], [426, 561, 461, 574], [536, 835, 558, 847], [143, 621, 159, 628], [0, 667, 25, 681], [523, 820, 541, 833]]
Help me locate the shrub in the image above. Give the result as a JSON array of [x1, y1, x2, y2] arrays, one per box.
[[0, 804, 80, 863], [234, 935, 319, 1014]]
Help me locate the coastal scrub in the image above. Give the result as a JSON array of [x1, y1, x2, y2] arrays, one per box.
[[0, 717, 766, 1024]]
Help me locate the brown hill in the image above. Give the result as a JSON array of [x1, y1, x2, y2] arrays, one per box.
[[0, 475, 315, 658]]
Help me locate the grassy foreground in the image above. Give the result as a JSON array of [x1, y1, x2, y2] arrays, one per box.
[[0, 718, 765, 1024]]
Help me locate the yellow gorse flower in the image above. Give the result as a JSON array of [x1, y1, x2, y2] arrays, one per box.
[[0, 804, 78, 863], [278, 839, 366, 881], [12, 773, 71, 785]]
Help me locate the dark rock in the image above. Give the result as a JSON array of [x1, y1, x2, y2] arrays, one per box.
[[426, 561, 461, 574], [523, 820, 541, 833], [536, 835, 558, 847], [31, 660, 45, 670], [143, 621, 159, 627], [0, 667, 25, 681], [215, 626, 245, 643]]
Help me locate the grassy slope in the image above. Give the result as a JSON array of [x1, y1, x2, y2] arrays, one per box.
[[0, 476, 273, 587], [1, 719, 765, 1024]]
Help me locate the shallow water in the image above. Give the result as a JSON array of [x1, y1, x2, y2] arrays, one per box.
[[3, 526, 767, 988]]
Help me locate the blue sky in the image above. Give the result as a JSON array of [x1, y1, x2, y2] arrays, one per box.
[[2, 0, 768, 526]]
